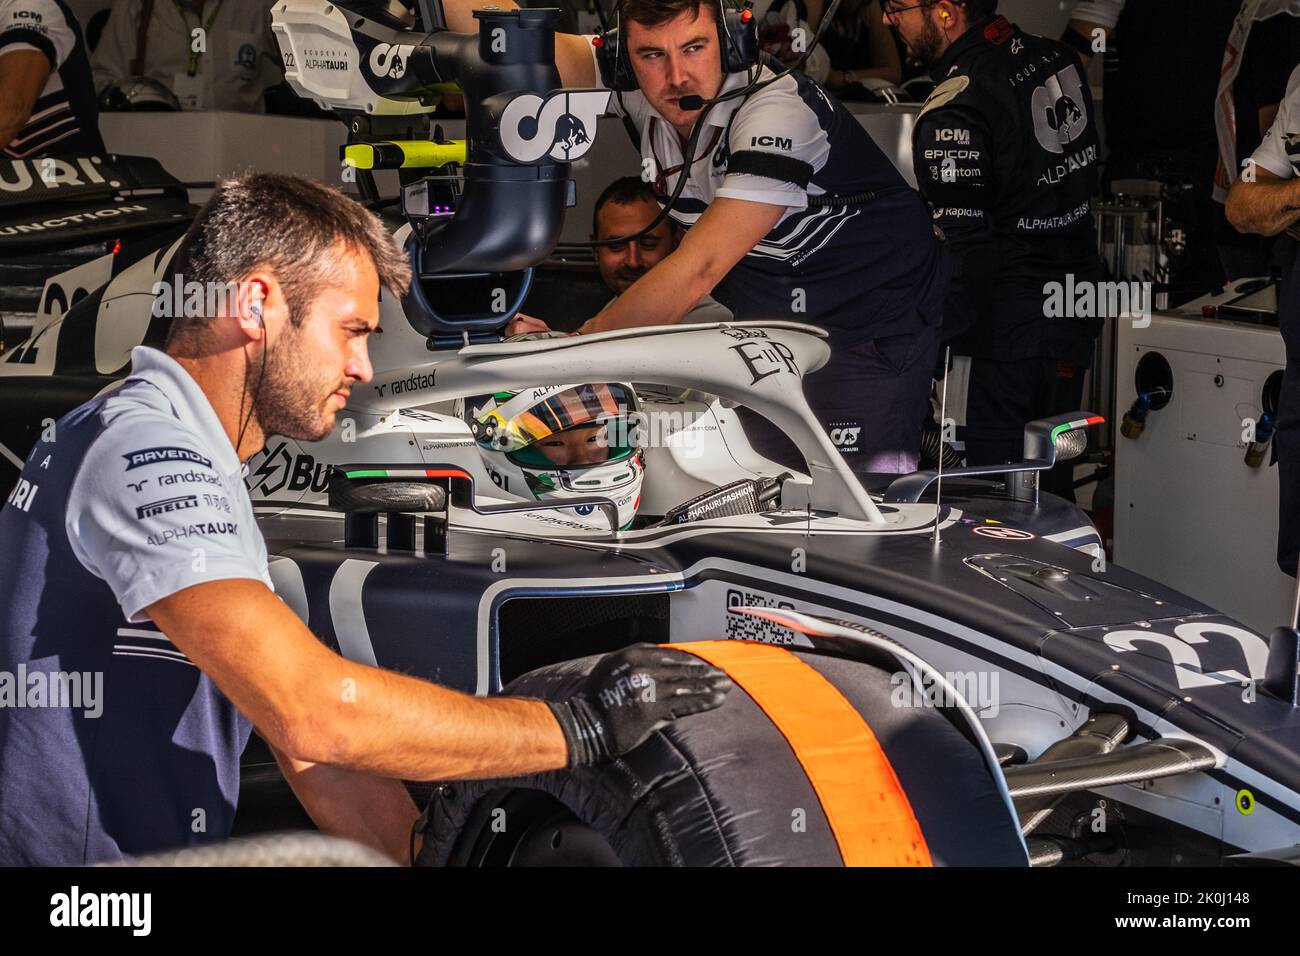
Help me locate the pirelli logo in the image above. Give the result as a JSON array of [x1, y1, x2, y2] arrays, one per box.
[[136, 495, 199, 519]]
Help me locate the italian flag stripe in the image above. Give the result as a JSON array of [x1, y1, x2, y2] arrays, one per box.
[[342, 468, 470, 480], [1051, 416, 1105, 441]]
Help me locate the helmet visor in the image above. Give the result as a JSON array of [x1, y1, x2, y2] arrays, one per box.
[[474, 383, 640, 455]]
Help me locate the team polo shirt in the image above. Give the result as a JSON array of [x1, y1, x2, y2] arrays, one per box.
[[0, 346, 271, 865], [589, 47, 946, 344], [0, 0, 103, 157]]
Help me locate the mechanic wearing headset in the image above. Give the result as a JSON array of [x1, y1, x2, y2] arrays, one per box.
[[499, 0, 949, 477], [0, 172, 731, 866], [1228, 64, 1300, 576], [0, 0, 104, 157], [895, 0, 1106, 501]]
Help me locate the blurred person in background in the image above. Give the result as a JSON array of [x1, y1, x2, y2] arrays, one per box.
[[1212, 0, 1300, 280], [92, 0, 282, 112]]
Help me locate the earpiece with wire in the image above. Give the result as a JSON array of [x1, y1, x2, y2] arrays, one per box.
[[235, 287, 269, 461]]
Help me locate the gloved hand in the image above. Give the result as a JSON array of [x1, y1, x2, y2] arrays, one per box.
[[547, 644, 733, 767]]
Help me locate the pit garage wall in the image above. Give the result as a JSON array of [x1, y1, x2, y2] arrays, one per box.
[[1114, 313, 1292, 633]]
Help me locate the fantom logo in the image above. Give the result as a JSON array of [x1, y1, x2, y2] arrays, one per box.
[[1031, 65, 1088, 155], [499, 90, 611, 163], [368, 42, 413, 79]]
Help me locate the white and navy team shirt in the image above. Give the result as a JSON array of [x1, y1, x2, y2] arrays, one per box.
[[0, 0, 103, 157], [1253, 64, 1300, 421], [1251, 63, 1300, 183], [0, 346, 272, 865], [589, 48, 946, 345]]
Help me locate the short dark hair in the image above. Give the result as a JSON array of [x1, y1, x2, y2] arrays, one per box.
[[620, 0, 720, 29], [961, 0, 998, 19], [166, 173, 412, 344], [592, 176, 662, 235]]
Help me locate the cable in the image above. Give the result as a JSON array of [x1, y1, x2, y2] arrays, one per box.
[[234, 300, 267, 460]]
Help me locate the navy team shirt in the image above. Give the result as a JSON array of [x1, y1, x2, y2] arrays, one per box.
[[0, 346, 272, 864]]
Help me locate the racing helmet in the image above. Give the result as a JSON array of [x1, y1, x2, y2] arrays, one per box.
[[458, 381, 646, 531]]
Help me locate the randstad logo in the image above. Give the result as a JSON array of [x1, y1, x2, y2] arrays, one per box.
[[499, 90, 611, 163]]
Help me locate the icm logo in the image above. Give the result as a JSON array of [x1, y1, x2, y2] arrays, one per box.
[[499, 90, 611, 163], [1031, 66, 1087, 155], [750, 135, 792, 150], [369, 42, 414, 79], [936, 128, 970, 144]]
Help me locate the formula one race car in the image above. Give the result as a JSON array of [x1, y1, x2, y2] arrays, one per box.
[[3, 0, 1300, 867]]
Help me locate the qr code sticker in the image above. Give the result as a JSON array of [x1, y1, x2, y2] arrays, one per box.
[[725, 588, 797, 644]]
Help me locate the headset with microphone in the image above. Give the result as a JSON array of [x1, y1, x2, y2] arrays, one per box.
[[580, 0, 844, 251], [592, 0, 761, 93]]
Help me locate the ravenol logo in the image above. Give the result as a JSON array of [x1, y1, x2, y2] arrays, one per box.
[[123, 447, 213, 471], [136, 495, 199, 519], [499, 90, 610, 163]]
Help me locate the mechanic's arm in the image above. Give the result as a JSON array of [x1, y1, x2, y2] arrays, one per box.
[[913, 101, 997, 338], [0, 49, 49, 151], [577, 197, 786, 334], [1226, 166, 1300, 237], [148, 580, 569, 780], [439, 0, 596, 86], [267, 743, 419, 864], [1063, 0, 1124, 65]]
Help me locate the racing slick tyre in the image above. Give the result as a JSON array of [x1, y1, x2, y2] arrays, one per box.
[[416, 642, 1028, 867]]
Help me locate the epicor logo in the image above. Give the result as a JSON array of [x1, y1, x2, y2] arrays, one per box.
[[499, 90, 610, 163], [368, 42, 414, 79]]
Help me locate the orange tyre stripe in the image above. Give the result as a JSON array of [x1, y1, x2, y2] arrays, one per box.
[[671, 640, 932, 867]]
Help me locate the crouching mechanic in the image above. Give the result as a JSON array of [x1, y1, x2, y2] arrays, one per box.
[[897, 0, 1106, 500], [495, 0, 948, 476], [1227, 64, 1300, 576], [0, 172, 731, 866]]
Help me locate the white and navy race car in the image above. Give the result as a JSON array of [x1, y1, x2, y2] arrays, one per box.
[[2, 0, 1298, 866], [3, 237, 1299, 866]]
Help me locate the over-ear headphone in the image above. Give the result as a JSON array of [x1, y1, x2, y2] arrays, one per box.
[[593, 0, 760, 93]]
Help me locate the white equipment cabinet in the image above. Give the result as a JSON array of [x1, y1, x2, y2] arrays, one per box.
[[1114, 308, 1291, 633]]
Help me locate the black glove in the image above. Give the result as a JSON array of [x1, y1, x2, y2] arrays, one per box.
[[547, 644, 733, 767]]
